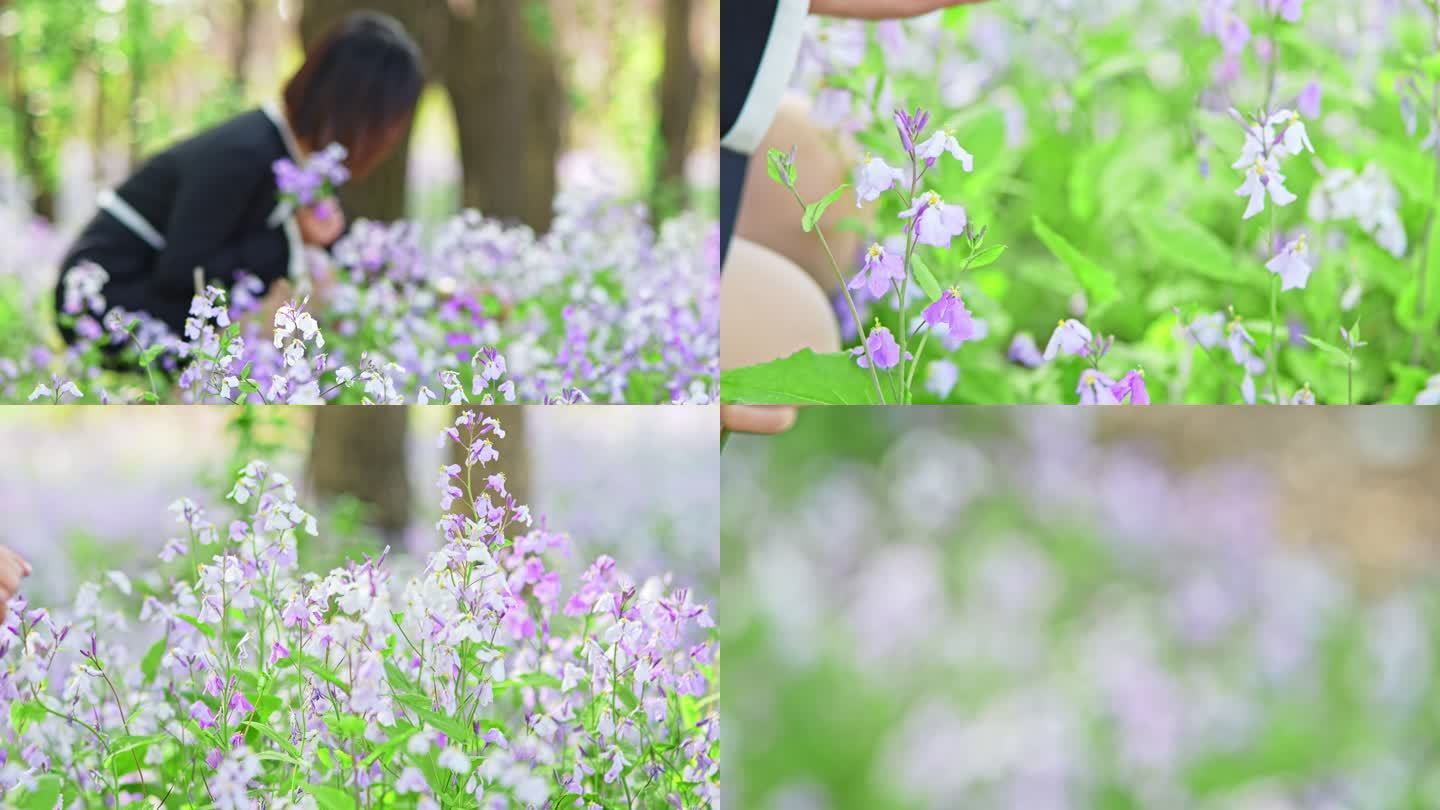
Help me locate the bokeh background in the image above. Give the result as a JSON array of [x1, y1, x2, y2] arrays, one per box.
[[725, 407, 1440, 810], [1, 405, 719, 610]]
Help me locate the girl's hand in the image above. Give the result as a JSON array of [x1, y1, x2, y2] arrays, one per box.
[[0, 546, 32, 624], [809, 0, 990, 19], [297, 201, 346, 247], [721, 405, 798, 435]]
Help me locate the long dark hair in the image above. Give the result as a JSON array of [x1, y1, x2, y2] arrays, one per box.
[[283, 12, 424, 179]]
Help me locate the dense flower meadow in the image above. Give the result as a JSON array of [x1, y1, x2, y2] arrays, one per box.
[[720, 0, 1440, 404], [0, 410, 720, 808], [724, 409, 1440, 808], [1, 149, 719, 406]]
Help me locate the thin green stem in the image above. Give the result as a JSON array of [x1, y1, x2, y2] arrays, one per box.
[[903, 332, 932, 401], [1267, 204, 1281, 401], [789, 187, 886, 402]]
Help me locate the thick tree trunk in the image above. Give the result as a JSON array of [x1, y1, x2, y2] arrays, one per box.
[[6, 31, 55, 220], [232, 0, 258, 98], [127, 0, 150, 166], [306, 408, 414, 542], [442, 0, 563, 231], [653, 0, 699, 216]]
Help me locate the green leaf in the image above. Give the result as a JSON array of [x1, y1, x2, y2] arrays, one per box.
[[1395, 216, 1440, 333], [505, 671, 564, 690], [1032, 216, 1120, 307], [1301, 335, 1350, 362], [967, 244, 1007, 270], [720, 349, 885, 405], [911, 255, 944, 302], [174, 613, 216, 639], [257, 750, 309, 769], [298, 655, 350, 693], [393, 691, 473, 742], [12, 774, 61, 810], [243, 720, 304, 759], [140, 638, 166, 682], [765, 148, 793, 188], [359, 725, 419, 768], [1130, 211, 1267, 289], [10, 700, 46, 734], [138, 344, 166, 368], [300, 784, 358, 810], [104, 732, 168, 772], [802, 184, 849, 233]]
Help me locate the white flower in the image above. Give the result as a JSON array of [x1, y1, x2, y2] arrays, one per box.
[[1235, 155, 1296, 220], [1265, 235, 1313, 291], [438, 747, 471, 774], [916, 129, 974, 171], [854, 155, 905, 207], [1042, 319, 1093, 361], [1269, 109, 1314, 157]]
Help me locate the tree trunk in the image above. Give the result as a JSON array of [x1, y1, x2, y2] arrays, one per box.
[[652, 0, 699, 216], [232, 0, 258, 98], [7, 27, 55, 220], [442, 0, 562, 230], [127, 0, 150, 166], [306, 408, 414, 543]]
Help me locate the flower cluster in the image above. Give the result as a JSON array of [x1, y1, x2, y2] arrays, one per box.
[[714, 0, 1440, 405], [273, 143, 350, 211], [767, 102, 991, 404], [0, 411, 719, 807]]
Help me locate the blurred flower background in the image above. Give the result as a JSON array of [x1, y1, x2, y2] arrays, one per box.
[[0, 405, 718, 609], [724, 407, 1440, 810]]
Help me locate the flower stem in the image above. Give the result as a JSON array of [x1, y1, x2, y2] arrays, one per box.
[[788, 188, 886, 402], [903, 332, 932, 400], [1267, 205, 1281, 401]]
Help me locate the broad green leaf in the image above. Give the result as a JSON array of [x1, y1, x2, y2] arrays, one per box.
[[802, 184, 849, 233], [13, 775, 61, 810], [10, 700, 46, 734], [1032, 216, 1120, 307], [911, 255, 944, 302], [394, 691, 473, 742], [105, 733, 167, 773], [298, 655, 350, 693], [1130, 211, 1267, 289], [966, 244, 1007, 270], [174, 613, 216, 639], [140, 638, 166, 682], [300, 784, 357, 810], [243, 720, 304, 759], [138, 344, 166, 368], [1301, 335, 1350, 362], [720, 349, 886, 405]]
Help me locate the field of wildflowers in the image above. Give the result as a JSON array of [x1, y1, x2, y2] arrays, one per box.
[[720, 0, 1440, 404], [5, 158, 719, 406], [0, 407, 719, 807]]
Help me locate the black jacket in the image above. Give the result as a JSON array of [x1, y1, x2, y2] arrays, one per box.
[[721, 0, 801, 265], [56, 108, 300, 336]]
